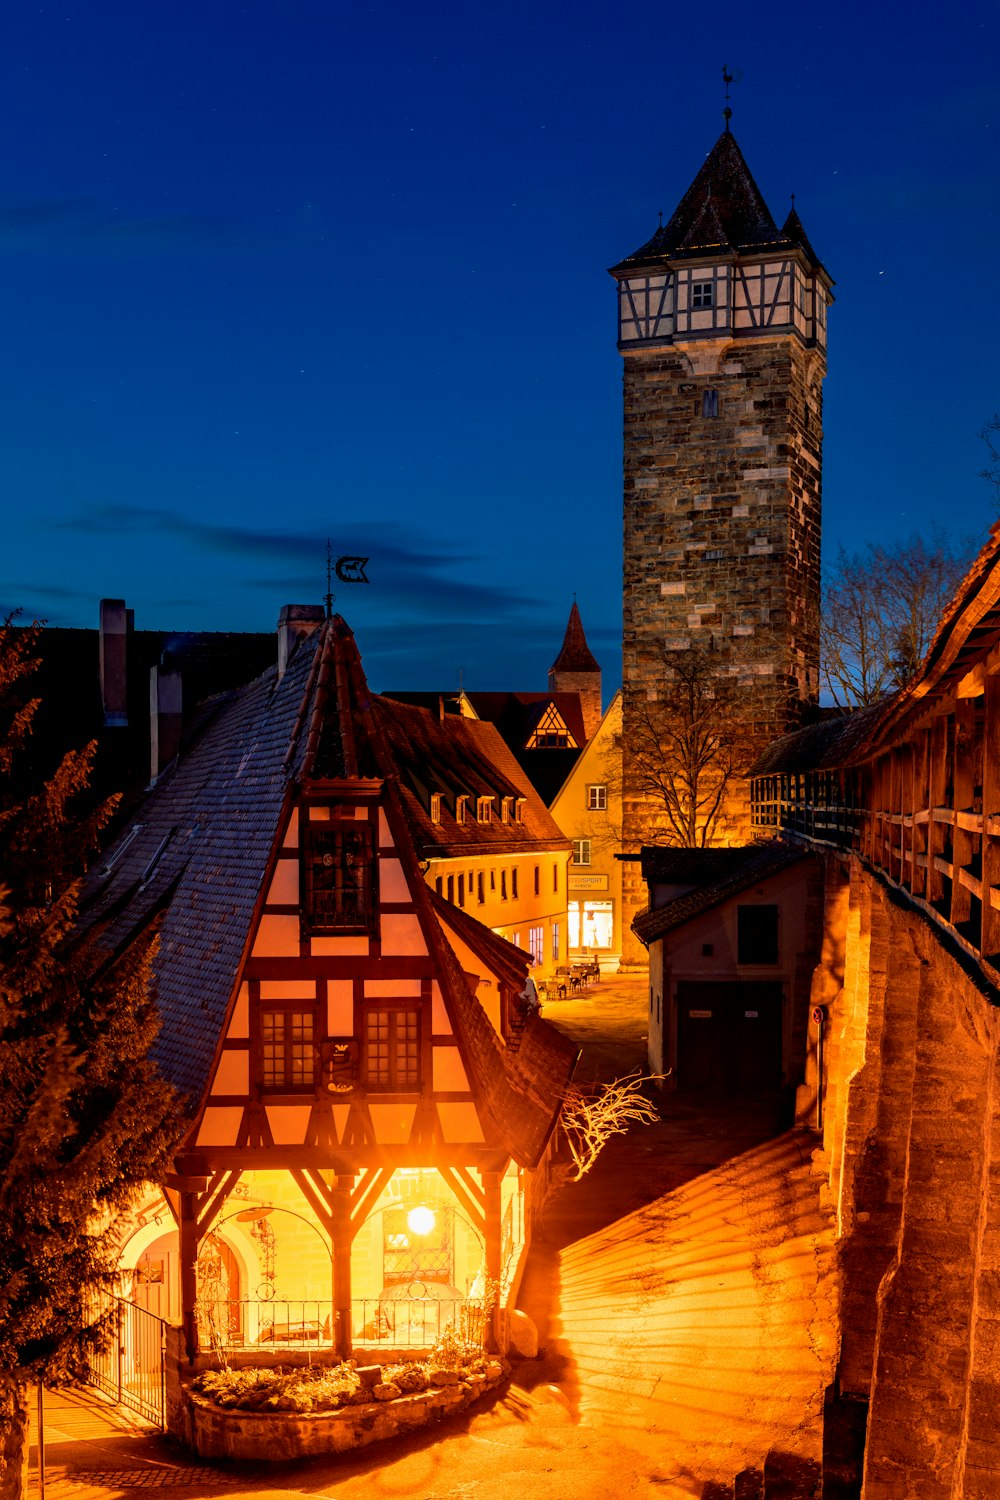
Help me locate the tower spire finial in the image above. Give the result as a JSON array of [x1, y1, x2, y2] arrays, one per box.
[[722, 64, 734, 130]]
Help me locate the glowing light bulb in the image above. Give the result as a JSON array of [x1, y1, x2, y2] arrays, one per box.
[[407, 1205, 436, 1236]]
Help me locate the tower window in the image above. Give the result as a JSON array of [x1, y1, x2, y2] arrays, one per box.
[[692, 280, 714, 309], [701, 389, 719, 418]]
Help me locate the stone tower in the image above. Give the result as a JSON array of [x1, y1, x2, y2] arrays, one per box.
[[549, 601, 602, 741], [610, 124, 832, 958]]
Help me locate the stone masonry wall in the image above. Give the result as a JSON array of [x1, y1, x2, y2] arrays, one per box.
[[619, 335, 824, 961], [815, 864, 1000, 1497]]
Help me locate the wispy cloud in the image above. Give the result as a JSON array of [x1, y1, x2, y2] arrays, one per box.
[[0, 196, 257, 254], [58, 504, 539, 620]]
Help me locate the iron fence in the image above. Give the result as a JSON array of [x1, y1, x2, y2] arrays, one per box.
[[197, 1294, 489, 1354], [88, 1295, 167, 1428]]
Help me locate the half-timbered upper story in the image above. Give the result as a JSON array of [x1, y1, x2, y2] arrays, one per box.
[[81, 611, 576, 1193], [609, 129, 833, 353]]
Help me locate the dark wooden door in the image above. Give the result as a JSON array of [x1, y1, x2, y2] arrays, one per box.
[[676, 981, 784, 1091]]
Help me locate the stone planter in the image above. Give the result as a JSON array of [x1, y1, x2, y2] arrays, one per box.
[[177, 1363, 506, 1460]]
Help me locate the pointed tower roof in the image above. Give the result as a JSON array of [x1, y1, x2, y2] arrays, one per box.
[[612, 129, 810, 273], [781, 204, 824, 271], [550, 601, 600, 675]]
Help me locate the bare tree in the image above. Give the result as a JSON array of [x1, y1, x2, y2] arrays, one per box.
[[980, 412, 1000, 506], [618, 643, 756, 848], [822, 531, 972, 709], [559, 1072, 664, 1182]]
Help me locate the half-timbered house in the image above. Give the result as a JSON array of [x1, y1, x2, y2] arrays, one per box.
[[82, 611, 576, 1365]]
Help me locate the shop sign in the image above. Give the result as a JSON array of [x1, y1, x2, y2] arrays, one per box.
[[569, 873, 609, 891]]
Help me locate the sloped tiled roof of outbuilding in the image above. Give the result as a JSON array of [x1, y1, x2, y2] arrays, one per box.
[[748, 701, 891, 776], [632, 841, 808, 948]]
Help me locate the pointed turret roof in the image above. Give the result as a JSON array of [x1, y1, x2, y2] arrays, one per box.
[[550, 601, 600, 675], [611, 129, 826, 276]]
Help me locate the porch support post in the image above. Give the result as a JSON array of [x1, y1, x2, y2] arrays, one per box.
[[483, 1170, 503, 1352], [178, 1190, 200, 1363], [332, 1180, 353, 1360]]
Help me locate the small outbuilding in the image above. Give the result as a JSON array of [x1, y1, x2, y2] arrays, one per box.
[[633, 843, 825, 1093]]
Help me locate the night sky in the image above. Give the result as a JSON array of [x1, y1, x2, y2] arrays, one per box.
[[2, 2, 998, 693]]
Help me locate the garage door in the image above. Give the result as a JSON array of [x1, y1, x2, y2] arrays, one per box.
[[676, 981, 784, 1091]]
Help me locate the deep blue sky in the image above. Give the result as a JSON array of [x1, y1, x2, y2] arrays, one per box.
[[2, 1, 998, 693]]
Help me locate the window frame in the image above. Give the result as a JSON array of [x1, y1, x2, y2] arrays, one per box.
[[300, 814, 378, 938], [572, 838, 593, 866], [363, 1004, 422, 1091], [259, 1005, 319, 1093], [692, 278, 714, 309], [587, 784, 608, 812]]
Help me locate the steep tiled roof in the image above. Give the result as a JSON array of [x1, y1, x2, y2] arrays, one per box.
[[78, 639, 317, 1101], [632, 841, 808, 947], [373, 697, 571, 856], [612, 130, 789, 271], [78, 615, 574, 1161], [464, 692, 588, 751], [550, 602, 600, 675], [748, 702, 889, 776]]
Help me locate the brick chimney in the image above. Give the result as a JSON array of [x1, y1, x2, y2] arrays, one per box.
[[150, 662, 182, 782], [277, 604, 325, 679], [99, 598, 130, 727]]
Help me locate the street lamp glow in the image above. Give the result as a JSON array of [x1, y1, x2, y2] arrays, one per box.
[[407, 1205, 436, 1236]]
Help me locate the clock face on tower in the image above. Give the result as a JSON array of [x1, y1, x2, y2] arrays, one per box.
[[618, 271, 674, 346]]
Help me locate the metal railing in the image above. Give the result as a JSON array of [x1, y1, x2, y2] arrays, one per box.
[[196, 1294, 488, 1354], [88, 1295, 167, 1428]]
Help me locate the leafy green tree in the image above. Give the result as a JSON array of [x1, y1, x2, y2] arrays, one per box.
[[0, 620, 178, 1500]]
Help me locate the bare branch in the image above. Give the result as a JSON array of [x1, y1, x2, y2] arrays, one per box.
[[560, 1071, 665, 1182]]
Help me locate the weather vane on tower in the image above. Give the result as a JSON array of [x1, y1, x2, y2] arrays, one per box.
[[325, 538, 371, 617], [722, 64, 734, 130]]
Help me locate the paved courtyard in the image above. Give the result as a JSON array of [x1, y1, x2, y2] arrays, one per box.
[[29, 975, 839, 1500]]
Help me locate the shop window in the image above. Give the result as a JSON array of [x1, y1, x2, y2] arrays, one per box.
[[261, 1009, 317, 1090], [364, 1007, 420, 1088], [737, 904, 779, 965], [301, 819, 376, 936]]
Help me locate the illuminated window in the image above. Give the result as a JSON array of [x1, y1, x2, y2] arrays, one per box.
[[528, 926, 544, 965], [301, 818, 376, 935], [552, 921, 560, 962], [587, 785, 608, 811], [364, 1007, 420, 1088], [430, 793, 442, 824], [456, 795, 468, 825], [572, 839, 592, 866], [477, 796, 493, 824], [261, 1010, 316, 1090], [692, 280, 713, 309]]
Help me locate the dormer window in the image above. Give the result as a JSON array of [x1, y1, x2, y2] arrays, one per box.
[[515, 798, 526, 824], [501, 796, 514, 824], [692, 280, 713, 309], [301, 817, 376, 936], [477, 796, 493, 824], [456, 795, 468, 825], [430, 793, 442, 825]]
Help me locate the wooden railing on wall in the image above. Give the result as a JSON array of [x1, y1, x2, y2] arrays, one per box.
[[750, 675, 1000, 986]]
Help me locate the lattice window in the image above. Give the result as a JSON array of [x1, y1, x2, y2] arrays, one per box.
[[365, 1007, 420, 1088], [301, 818, 376, 936], [261, 1010, 316, 1090]]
